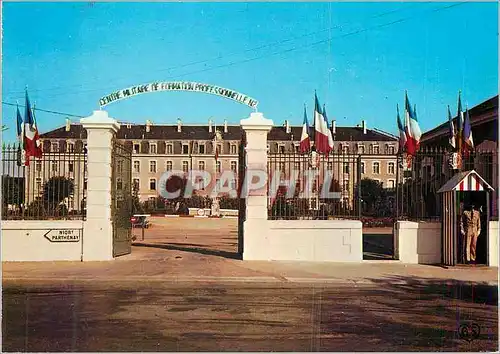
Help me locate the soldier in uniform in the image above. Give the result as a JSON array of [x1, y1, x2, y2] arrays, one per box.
[[460, 202, 482, 264]]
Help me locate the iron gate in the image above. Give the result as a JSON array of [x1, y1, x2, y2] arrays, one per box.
[[111, 139, 133, 257]]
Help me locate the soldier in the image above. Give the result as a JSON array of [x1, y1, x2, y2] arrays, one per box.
[[460, 202, 481, 264]]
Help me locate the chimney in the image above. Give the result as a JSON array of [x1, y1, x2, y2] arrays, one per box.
[[285, 120, 291, 134], [65, 118, 71, 132], [331, 120, 336, 135], [362, 120, 367, 134], [146, 119, 152, 133], [208, 119, 213, 133], [224, 119, 228, 133], [177, 118, 182, 133]]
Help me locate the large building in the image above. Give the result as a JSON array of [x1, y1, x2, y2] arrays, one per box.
[[36, 118, 398, 208]]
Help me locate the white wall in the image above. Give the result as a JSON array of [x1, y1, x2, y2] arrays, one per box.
[[2, 220, 84, 262], [243, 220, 363, 262], [396, 221, 441, 264], [488, 221, 498, 267]]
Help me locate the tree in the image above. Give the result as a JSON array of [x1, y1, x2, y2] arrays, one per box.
[[42, 177, 74, 210], [360, 178, 388, 216], [2, 176, 24, 206]]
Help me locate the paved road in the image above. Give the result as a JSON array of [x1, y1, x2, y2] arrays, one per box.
[[3, 279, 497, 352]]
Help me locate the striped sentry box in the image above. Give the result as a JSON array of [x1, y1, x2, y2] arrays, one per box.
[[455, 173, 485, 191]]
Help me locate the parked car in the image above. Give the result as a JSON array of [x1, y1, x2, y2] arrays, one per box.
[[130, 215, 150, 228]]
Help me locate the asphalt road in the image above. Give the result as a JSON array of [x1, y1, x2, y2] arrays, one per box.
[[3, 279, 498, 352]]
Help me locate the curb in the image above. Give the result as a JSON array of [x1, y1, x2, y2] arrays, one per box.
[[3, 275, 497, 286]]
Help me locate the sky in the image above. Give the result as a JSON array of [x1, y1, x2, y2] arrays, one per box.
[[1, 1, 498, 144]]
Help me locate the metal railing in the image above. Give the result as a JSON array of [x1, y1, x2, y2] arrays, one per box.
[[267, 150, 364, 220], [1, 143, 87, 220], [267, 147, 498, 221], [397, 147, 498, 221]]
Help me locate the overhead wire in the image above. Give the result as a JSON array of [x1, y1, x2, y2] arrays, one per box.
[[1, 101, 85, 118], [3, 2, 428, 98], [33, 2, 466, 101]]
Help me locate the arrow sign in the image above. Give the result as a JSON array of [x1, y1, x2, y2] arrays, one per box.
[[44, 229, 81, 242]]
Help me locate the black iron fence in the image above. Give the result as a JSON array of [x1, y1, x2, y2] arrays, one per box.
[[397, 147, 498, 221], [267, 150, 363, 220], [267, 148, 498, 222], [1, 143, 87, 220]]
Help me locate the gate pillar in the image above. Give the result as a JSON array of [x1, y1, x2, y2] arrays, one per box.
[[81, 110, 120, 261], [240, 112, 273, 260]]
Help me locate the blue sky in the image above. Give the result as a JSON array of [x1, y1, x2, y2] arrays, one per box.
[[2, 2, 498, 143]]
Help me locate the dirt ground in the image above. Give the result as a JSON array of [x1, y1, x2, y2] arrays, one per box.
[[131, 217, 395, 260]]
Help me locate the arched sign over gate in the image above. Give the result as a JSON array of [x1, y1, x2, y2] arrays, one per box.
[[99, 81, 259, 110]]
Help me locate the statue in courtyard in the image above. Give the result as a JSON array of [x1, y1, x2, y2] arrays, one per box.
[[211, 197, 221, 217]]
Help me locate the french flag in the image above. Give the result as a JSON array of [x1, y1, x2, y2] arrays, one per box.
[[462, 107, 474, 156], [23, 91, 43, 165], [314, 93, 333, 154], [447, 105, 456, 149], [299, 105, 311, 153], [396, 104, 406, 152], [404, 92, 421, 156]]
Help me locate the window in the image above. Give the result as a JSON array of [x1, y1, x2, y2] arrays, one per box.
[[36, 161, 42, 172], [294, 162, 301, 171], [182, 161, 189, 172], [343, 145, 349, 153], [279, 145, 285, 154], [149, 143, 157, 154], [52, 142, 59, 152], [358, 145, 365, 154], [117, 160, 123, 174], [198, 161, 205, 171], [133, 178, 140, 191], [51, 161, 58, 172], [117, 178, 123, 190], [167, 144, 173, 154], [149, 161, 157, 173], [217, 144, 222, 155], [133, 161, 140, 173], [279, 162, 286, 172], [84, 179, 88, 190], [216, 161, 221, 173], [166, 161, 173, 171], [388, 145, 395, 154], [343, 180, 350, 191], [149, 178, 157, 191], [388, 162, 395, 174], [182, 144, 189, 154], [361, 162, 365, 174], [36, 178, 42, 191], [230, 144, 237, 155], [68, 162, 74, 173], [68, 143, 75, 152], [388, 180, 395, 189], [327, 162, 333, 170], [312, 179, 318, 193], [133, 144, 140, 154], [343, 162, 350, 174], [295, 145, 300, 153], [373, 162, 380, 174], [373, 145, 380, 154], [231, 161, 237, 172], [199, 144, 205, 154]]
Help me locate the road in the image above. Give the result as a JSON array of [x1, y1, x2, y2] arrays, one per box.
[[3, 279, 497, 352]]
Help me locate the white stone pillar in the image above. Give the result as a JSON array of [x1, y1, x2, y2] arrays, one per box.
[[240, 112, 273, 260], [80, 110, 120, 261]]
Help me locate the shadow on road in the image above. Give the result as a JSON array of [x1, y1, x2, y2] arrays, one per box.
[[363, 233, 394, 260], [2, 275, 498, 352], [132, 242, 242, 260]]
